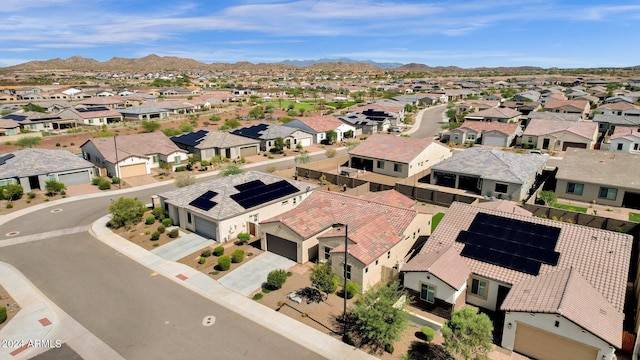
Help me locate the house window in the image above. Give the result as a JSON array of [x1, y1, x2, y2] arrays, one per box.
[[421, 284, 436, 304], [88, 119, 93, 124], [174, 156, 181, 164], [599, 187, 618, 200], [375, 259, 379, 265], [346, 264, 352, 280], [377, 160, 384, 169], [365, 267, 368, 273], [467, 134, 475, 140], [634, 144, 639, 151], [281, 200, 288, 205], [187, 213, 192, 223], [387, 251, 391, 259], [566, 182, 584, 195], [394, 163, 403, 172], [494, 183, 508, 193], [470, 278, 487, 298], [324, 247, 332, 260], [153, 155, 159, 163], [527, 137, 534, 143], [616, 143, 623, 151], [293, 197, 297, 205]]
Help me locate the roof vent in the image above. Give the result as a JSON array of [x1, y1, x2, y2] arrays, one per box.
[[592, 235, 598, 240], [600, 309, 607, 315]]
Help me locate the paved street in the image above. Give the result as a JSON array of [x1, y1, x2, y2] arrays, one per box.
[[409, 104, 447, 139]]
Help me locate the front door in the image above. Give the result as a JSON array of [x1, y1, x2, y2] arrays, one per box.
[[542, 138, 550, 150]]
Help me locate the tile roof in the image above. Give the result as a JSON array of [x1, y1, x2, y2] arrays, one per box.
[[0, 148, 93, 178], [430, 148, 548, 184], [523, 119, 598, 140], [475, 200, 532, 216], [527, 112, 582, 122], [70, 107, 122, 119], [171, 130, 260, 149], [501, 268, 623, 347], [465, 107, 521, 120], [290, 115, 344, 133], [159, 171, 316, 220], [598, 102, 640, 111], [117, 106, 170, 115], [411, 202, 632, 313], [231, 123, 305, 140], [593, 114, 640, 126], [0, 118, 20, 129], [359, 189, 416, 208], [148, 100, 195, 110], [544, 99, 589, 111], [555, 148, 640, 190], [456, 121, 520, 135], [610, 126, 640, 141], [260, 190, 419, 265], [349, 134, 446, 164], [81, 132, 185, 163], [402, 246, 470, 289]]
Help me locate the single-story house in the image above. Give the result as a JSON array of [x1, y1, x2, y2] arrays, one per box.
[[2, 111, 77, 132], [522, 119, 598, 151], [157, 171, 316, 242], [170, 130, 260, 160], [402, 201, 631, 360], [282, 115, 356, 143], [260, 190, 430, 291], [450, 121, 522, 147], [348, 134, 452, 178], [609, 127, 640, 153], [116, 106, 170, 121], [0, 119, 21, 136], [596, 102, 640, 116], [593, 114, 640, 137], [464, 107, 522, 123], [429, 148, 548, 200], [523, 111, 582, 129], [59, 106, 123, 126], [0, 149, 95, 191], [148, 100, 198, 114], [77, 97, 127, 109], [231, 123, 313, 152], [500, 101, 541, 115], [80, 132, 188, 178], [554, 148, 640, 209], [338, 113, 381, 135], [543, 99, 590, 118]]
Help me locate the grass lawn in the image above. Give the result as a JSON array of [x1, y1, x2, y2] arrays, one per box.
[[262, 100, 316, 111], [629, 212, 640, 222], [553, 203, 587, 213], [431, 212, 445, 232]]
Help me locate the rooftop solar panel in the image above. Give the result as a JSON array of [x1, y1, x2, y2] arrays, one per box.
[[0, 153, 15, 166], [234, 179, 265, 192], [188, 190, 218, 211], [231, 180, 299, 209]]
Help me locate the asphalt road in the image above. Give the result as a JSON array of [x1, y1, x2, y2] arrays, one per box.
[[410, 104, 447, 139]]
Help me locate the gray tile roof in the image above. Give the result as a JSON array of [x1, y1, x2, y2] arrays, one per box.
[[158, 171, 317, 220], [430, 148, 548, 184], [197, 131, 261, 149], [527, 112, 583, 122], [593, 114, 640, 126], [0, 148, 94, 179], [117, 106, 170, 115], [555, 148, 640, 190]]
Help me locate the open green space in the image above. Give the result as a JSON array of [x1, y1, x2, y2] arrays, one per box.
[[553, 203, 587, 213], [629, 212, 640, 222], [431, 212, 445, 232]]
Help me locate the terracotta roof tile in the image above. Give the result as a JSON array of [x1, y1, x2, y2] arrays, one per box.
[[402, 247, 470, 289], [293, 115, 344, 133], [81, 132, 185, 163], [523, 118, 598, 140], [348, 134, 445, 164]]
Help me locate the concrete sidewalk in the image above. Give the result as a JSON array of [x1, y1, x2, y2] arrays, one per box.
[[150, 230, 213, 261], [91, 215, 375, 360], [0, 262, 123, 360]]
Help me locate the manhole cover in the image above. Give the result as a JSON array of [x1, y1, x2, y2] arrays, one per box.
[[202, 315, 216, 327], [6, 231, 19, 237], [50, 208, 63, 213]]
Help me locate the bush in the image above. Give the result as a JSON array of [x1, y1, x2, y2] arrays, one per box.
[[92, 176, 102, 185], [98, 179, 111, 190], [201, 249, 212, 257], [150, 231, 160, 240], [27, 192, 36, 199], [384, 344, 394, 354], [252, 293, 263, 300], [112, 177, 121, 184], [0, 306, 6, 324], [200, 160, 210, 167], [162, 218, 173, 227], [213, 245, 224, 256], [198, 257, 206, 264], [174, 166, 186, 172], [6, 203, 13, 209], [152, 207, 165, 220], [217, 256, 231, 271], [55, 142, 60, 147], [0, 184, 24, 201], [108, 197, 147, 228], [168, 228, 179, 238], [325, 148, 337, 158], [231, 249, 245, 263], [421, 326, 435, 342], [157, 225, 166, 233], [237, 232, 250, 243], [344, 281, 360, 299], [267, 269, 288, 290], [145, 216, 156, 225]]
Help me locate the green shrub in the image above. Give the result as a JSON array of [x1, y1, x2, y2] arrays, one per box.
[[0, 306, 6, 324], [92, 176, 102, 185], [98, 179, 111, 190], [168, 228, 179, 238], [237, 232, 250, 242], [217, 256, 231, 271], [198, 257, 206, 264], [27, 192, 36, 199], [174, 166, 186, 172], [150, 231, 160, 240], [267, 269, 288, 289], [344, 281, 360, 299], [384, 344, 394, 354], [112, 177, 121, 184], [157, 225, 166, 233], [145, 216, 156, 225], [252, 293, 263, 300], [152, 207, 165, 219], [201, 249, 212, 257], [213, 245, 224, 256], [162, 218, 173, 227], [6, 203, 13, 209], [0, 184, 24, 201], [231, 249, 245, 263], [421, 326, 435, 342], [200, 160, 210, 167]]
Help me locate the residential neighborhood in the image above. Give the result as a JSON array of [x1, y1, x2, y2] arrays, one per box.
[[1, 53, 640, 360]]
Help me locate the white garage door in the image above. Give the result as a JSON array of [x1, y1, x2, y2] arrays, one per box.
[[514, 323, 598, 360], [58, 170, 90, 185], [483, 134, 505, 147], [194, 216, 217, 240], [299, 138, 312, 147], [119, 163, 146, 178]]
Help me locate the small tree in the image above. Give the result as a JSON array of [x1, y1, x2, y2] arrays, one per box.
[[1, 184, 24, 201], [141, 120, 161, 132], [266, 269, 288, 289], [325, 130, 337, 144], [16, 136, 41, 148], [174, 173, 196, 187], [271, 137, 285, 153], [442, 306, 493, 360], [538, 190, 557, 207], [44, 179, 66, 196], [248, 106, 265, 119], [220, 163, 243, 177], [158, 160, 170, 175], [446, 108, 458, 122], [310, 262, 339, 299], [294, 150, 311, 164], [108, 197, 147, 228]]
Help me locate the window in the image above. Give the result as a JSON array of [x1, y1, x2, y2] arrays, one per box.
[[377, 160, 384, 169], [281, 200, 289, 205], [293, 197, 296, 205], [375, 259, 379, 265], [153, 155, 159, 163], [617, 143, 623, 151], [88, 119, 93, 124], [494, 183, 508, 193], [346, 264, 352, 280], [527, 137, 533, 143], [187, 213, 192, 223], [174, 156, 181, 164], [394, 163, 403, 172], [48, 174, 56, 181], [365, 267, 368, 273], [566, 182, 584, 195], [599, 187, 618, 200], [470, 278, 487, 298], [387, 251, 391, 259], [467, 134, 475, 140], [634, 144, 639, 151], [324, 247, 332, 260], [421, 284, 436, 304]]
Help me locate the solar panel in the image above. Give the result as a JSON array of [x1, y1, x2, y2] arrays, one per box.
[[77, 106, 109, 113], [188, 190, 218, 211], [231, 180, 299, 209], [456, 212, 561, 275], [234, 179, 265, 192], [0, 153, 15, 166], [171, 130, 208, 147]]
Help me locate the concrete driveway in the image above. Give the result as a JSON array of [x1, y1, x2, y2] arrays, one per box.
[[218, 252, 296, 296], [150, 230, 212, 261]]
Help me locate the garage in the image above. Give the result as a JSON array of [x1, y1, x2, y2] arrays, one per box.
[[623, 192, 640, 210], [513, 323, 598, 360], [266, 234, 297, 261], [298, 137, 312, 147], [58, 169, 91, 185], [240, 145, 257, 157], [119, 163, 147, 178], [194, 216, 217, 240], [483, 134, 507, 147], [562, 142, 588, 150]]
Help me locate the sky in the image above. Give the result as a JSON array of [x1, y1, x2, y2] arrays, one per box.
[[1, 0, 639, 69]]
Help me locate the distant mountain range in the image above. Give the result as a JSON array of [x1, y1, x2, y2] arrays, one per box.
[[279, 58, 403, 69]]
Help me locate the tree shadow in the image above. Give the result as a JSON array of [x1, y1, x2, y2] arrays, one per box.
[[406, 341, 453, 360], [296, 287, 324, 304]]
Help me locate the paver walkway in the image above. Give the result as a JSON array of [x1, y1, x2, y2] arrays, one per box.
[[218, 252, 296, 296]]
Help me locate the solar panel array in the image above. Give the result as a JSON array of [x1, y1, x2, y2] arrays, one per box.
[[0, 153, 15, 166], [456, 212, 561, 275], [188, 190, 218, 211], [76, 106, 109, 113], [231, 180, 299, 209], [171, 130, 208, 147]]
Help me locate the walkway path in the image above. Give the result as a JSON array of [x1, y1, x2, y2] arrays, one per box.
[[218, 252, 296, 296]]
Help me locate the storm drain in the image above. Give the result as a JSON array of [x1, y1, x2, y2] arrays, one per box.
[[202, 315, 216, 327]]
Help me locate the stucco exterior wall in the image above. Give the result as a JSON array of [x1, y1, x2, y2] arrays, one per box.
[[555, 179, 627, 207]]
